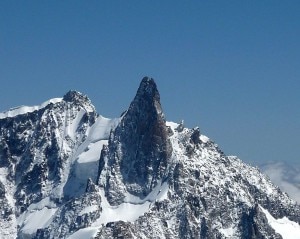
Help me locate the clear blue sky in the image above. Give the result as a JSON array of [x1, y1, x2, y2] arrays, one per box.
[[1, 1, 299, 164]]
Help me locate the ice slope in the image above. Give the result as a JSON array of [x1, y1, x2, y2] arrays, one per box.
[[67, 227, 99, 239], [18, 206, 57, 237], [63, 116, 120, 198]]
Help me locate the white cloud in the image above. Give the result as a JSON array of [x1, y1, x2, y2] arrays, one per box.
[[259, 161, 300, 203]]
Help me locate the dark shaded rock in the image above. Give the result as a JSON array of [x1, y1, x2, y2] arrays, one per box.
[[176, 120, 184, 132], [239, 205, 282, 239], [63, 90, 89, 104], [190, 127, 201, 144], [0, 181, 5, 198], [98, 77, 172, 205]]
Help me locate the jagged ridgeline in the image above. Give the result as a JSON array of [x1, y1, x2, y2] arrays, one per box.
[[0, 77, 299, 239]]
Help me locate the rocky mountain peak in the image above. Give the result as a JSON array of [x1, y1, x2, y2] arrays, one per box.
[[63, 90, 96, 114], [127, 76, 162, 118], [98, 77, 172, 205], [63, 90, 89, 104], [135, 76, 159, 99]]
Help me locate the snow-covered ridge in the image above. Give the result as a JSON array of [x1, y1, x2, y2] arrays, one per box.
[[0, 98, 63, 119]]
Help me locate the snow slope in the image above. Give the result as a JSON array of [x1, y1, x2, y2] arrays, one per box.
[[63, 116, 119, 198], [260, 206, 300, 239]]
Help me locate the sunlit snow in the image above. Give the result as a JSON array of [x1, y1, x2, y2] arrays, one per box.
[[92, 180, 169, 226], [0, 98, 62, 119], [219, 226, 237, 238], [67, 227, 99, 239], [63, 116, 119, 198], [260, 206, 300, 239], [18, 207, 57, 237]]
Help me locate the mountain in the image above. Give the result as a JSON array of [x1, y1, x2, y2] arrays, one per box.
[[0, 77, 299, 239]]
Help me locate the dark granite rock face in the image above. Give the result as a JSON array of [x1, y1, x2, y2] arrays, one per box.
[[98, 77, 172, 205]]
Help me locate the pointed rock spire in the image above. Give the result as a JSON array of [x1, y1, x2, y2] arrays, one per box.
[[98, 77, 172, 205], [134, 76, 160, 103], [124, 76, 165, 129]]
